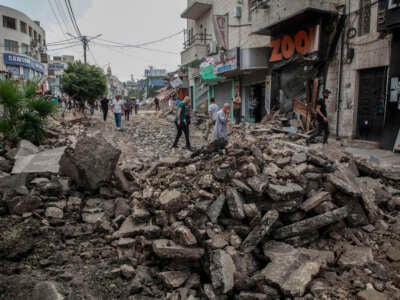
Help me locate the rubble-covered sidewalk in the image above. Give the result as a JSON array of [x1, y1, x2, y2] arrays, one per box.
[[0, 112, 400, 299]]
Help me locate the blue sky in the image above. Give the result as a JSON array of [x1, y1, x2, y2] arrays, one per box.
[[0, 0, 186, 81]]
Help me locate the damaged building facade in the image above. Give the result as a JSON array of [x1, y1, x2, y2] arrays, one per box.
[[181, 0, 400, 150]]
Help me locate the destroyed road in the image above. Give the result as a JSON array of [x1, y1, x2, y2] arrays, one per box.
[[0, 111, 400, 299]]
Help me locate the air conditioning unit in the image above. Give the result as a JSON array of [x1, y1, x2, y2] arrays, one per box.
[[208, 41, 218, 55], [234, 6, 242, 18]]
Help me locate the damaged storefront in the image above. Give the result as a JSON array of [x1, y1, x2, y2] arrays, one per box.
[[256, 8, 345, 130]]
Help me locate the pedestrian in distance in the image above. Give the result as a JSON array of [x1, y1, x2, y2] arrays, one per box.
[[213, 103, 231, 142], [111, 95, 124, 130], [100, 96, 109, 121], [172, 96, 191, 150], [154, 97, 160, 112], [205, 97, 219, 140], [135, 98, 139, 115], [306, 89, 331, 145], [233, 93, 241, 125], [124, 97, 132, 121]]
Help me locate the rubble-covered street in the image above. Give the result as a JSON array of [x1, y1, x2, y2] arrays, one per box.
[[0, 111, 400, 300]]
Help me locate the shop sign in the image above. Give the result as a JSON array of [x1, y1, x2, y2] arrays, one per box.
[[48, 63, 65, 70], [4, 53, 45, 73], [269, 25, 320, 62], [214, 48, 239, 74], [213, 14, 229, 50]]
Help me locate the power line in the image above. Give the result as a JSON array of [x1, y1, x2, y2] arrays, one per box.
[[93, 41, 179, 55], [46, 42, 82, 51], [97, 30, 183, 48], [48, 0, 66, 37], [64, 0, 81, 36], [47, 37, 79, 46], [54, 0, 74, 34]]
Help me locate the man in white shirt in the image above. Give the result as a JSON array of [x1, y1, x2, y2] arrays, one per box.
[[111, 95, 124, 130], [204, 98, 219, 140]]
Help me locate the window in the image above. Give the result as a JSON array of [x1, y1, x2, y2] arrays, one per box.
[[21, 43, 29, 55], [38, 34, 41, 44], [359, 0, 371, 36], [20, 21, 27, 33], [3, 16, 17, 29], [34, 30, 37, 40], [4, 39, 19, 52], [29, 26, 32, 36]]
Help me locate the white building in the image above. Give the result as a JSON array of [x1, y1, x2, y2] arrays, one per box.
[[47, 55, 75, 95], [0, 5, 47, 81]]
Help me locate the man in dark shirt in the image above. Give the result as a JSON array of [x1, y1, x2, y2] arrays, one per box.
[[306, 89, 331, 145], [100, 96, 109, 121], [172, 96, 191, 150]]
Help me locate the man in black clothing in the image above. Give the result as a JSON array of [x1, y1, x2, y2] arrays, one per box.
[[306, 89, 331, 145], [100, 96, 109, 121]]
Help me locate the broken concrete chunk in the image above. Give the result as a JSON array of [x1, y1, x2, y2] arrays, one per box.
[[226, 188, 245, 219], [267, 183, 304, 202], [12, 147, 66, 174], [247, 175, 268, 193], [15, 139, 39, 159], [158, 271, 189, 288], [171, 222, 197, 246], [301, 191, 331, 212], [241, 210, 279, 253], [32, 281, 64, 300], [6, 195, 41, 215], [113, 217, 160, 239], [45, 207, 63, 219], [273, 206, 349, 239], [327, 171, 361, 197], [210, 249, 236, 294], [152, 239, 204, 260], [259, 241, 334, 297], [231, 179, 253, 194], [60, 135, 120, 190], [158, 189, 188, 212], [357, 284, 388, 300], [338, 245, 374, 268]]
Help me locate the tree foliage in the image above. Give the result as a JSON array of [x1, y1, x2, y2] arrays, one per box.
[[61, 61, 107, 105], [0, 80, 57, 145]]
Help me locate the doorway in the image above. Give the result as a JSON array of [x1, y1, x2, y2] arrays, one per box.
[[357, 67, 387, 142], [245, 83, 266, 123]]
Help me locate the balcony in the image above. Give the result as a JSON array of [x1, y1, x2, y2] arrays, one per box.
[[250, 0, 338, 35], [181, 33, 211, 66], [181, 0, 212, 20]]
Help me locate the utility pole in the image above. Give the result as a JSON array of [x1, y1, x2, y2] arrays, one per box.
[[67, 33, 102, 64]]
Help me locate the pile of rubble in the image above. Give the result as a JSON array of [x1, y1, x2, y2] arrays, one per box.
[[0, 123, 400, 299]]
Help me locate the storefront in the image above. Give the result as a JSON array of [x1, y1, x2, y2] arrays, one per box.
[[255, 8, 344, 129], [3, 53, 45, 81]]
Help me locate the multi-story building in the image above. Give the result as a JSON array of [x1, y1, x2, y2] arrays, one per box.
[[106, 66, 126, 98], [144, 66, 168, 98], [0, 5, 46, 81], [181, 0, 400, 149], [47, 55, 75, 95]]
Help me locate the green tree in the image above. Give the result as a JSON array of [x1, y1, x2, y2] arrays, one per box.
[[61, 61, 107, 105], [0, 80, 57, 145]]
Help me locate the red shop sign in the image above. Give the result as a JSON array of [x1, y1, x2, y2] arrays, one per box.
[[269, 25, 320, 62]]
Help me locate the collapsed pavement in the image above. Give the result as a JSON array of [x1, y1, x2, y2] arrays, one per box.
[[0, 115, 400, 299]]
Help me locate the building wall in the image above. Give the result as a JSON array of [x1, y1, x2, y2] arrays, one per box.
[[326, 0, 390, 138]]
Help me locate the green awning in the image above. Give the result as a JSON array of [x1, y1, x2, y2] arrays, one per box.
[[200, 64, 223, 83]]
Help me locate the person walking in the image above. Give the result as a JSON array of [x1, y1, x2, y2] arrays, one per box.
[[213, 103, 231, 142], [111, 95, 124, 130], [124, 97, 132, 121], [100, 96, 109, 121], [135, 97, 139, 115], [154, 97, 160, 112], [205, 97, 219, 140], [233, 94, 241, 125], [172, 96, 191, 150], [306, 89, 331, 145]]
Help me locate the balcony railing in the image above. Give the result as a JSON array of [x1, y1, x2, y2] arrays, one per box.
[[183, 33, 212, 49]]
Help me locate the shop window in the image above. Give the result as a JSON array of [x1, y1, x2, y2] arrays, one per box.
[[29, 26, 32, 37], [4, 39, 19, 53], [359, 0, 371, 36], [20, 21, 27, 33], [21, 43, 29, 55], [3, 16, 17, 29]]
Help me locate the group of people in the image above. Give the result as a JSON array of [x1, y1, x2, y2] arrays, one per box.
[[171, 96, 231, 151], [100, 95, 140, 130]]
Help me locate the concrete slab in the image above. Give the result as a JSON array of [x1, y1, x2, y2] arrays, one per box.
[[12, 147, 66, 174]]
